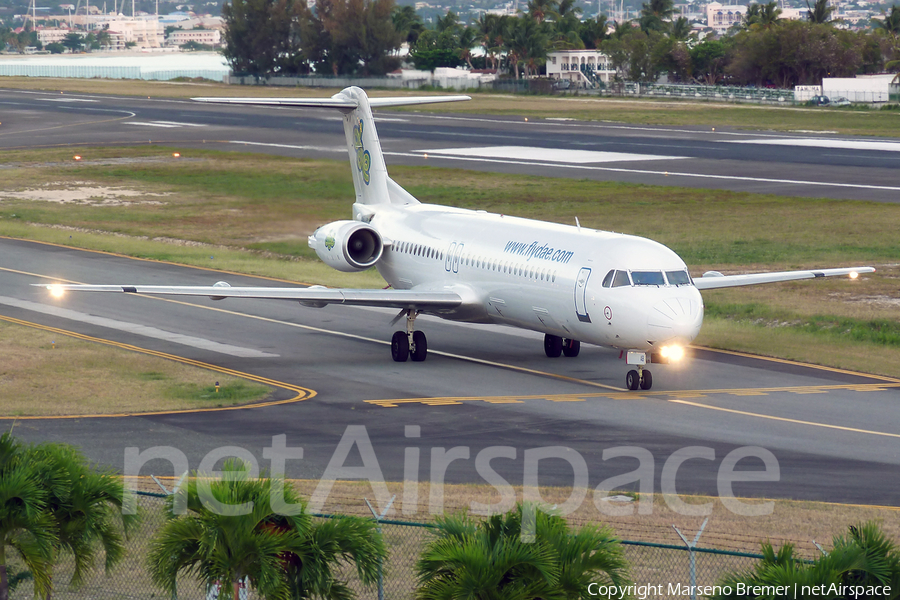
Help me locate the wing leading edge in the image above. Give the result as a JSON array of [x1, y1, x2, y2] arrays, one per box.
[[38, 284, 463, 311], [693, 266, 875, 290]]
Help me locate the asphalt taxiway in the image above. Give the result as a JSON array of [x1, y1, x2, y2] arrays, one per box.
[[2, 238, 898, 506], [1, 88, 899, 201]]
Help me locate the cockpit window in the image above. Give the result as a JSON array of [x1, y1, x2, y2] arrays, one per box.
[[601, 270, 615, 288], [666, 270, 692, 286], [612, 270, 631, 287], [631, 271, 665, 286]]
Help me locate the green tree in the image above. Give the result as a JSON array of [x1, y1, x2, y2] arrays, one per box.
[[0, 432, 54, 600], [874, 4, 900, 40], [806, 0, 836, 25], [527, 0, 558, 24], [670, 15, 693, 40], [301, 0, 401, 76], [507, 16, 548, 78], [61, 32, 84, 52], [690, 38, 729, 84], [549, 0, 585, 50], [392, 5, 424, 45], [578, 14, 609, 49], [602, 27, 668, 82], [46, 42, 65, 54], [475, 13, 508, 69], [415, 504, 631, 600], [27, 443, 137, 594], [639, 0, 675, 33], [148, 461, 386, 600], [710, 522, 900, 600]]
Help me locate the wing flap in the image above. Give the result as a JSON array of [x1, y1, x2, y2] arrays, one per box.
[[693, 267, 874, 290]]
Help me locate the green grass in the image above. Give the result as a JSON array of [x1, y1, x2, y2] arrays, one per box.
[[165, 381, 271, 403], [706, 303, 900, 348]]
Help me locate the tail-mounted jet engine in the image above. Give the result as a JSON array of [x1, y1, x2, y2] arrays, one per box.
[[309, 220, 384, 272]]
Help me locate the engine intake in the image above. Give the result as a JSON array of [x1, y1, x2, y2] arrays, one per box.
[[310, 220, 384, 272]]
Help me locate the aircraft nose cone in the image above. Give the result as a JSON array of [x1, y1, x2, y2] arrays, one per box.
[[648, 296, 703, 343]]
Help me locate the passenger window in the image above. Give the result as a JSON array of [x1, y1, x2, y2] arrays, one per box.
[[602, 270, 615, 288], [612, 270, 631, 287]]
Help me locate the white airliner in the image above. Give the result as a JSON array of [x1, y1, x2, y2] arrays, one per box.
[[43, 87, 874, 390]]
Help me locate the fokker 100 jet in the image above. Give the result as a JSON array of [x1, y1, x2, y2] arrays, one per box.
[[42, 87, 874, 390]]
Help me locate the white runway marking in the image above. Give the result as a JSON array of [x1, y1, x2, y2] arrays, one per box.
[[127, 121, 208, 128], [40, 98, 98, 103], [416, 146, 686, 163], [725, 138, 900, 152], [0, 296, 279, 358], [230, 140, 346, 153], [126, 122, 181, 128], [385, 151, 900, 192]]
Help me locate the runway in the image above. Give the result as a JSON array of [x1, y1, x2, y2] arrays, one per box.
[[1, 88, 899, 201], [2, 238, 899, 506], [1, 87, 899, 509]]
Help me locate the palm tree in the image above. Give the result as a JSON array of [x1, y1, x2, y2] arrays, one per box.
[[415, 504, 631, 600], [873, 5, 900, 45], [27, 443, 138, 595], [758, 2, 782, 28], [578, 14, 609, 49], [527, 0, 559, 24], [0, 432, 54, 600], [476, 14, 506, 69], [549, 0, 585, 50], [709, 522, 900, 600], [670, 16, 693, 39], [148, 461, 386, 600], [392, 5, 425, 45], [639, 0, 675, 33], [806, 0, 835, 24]]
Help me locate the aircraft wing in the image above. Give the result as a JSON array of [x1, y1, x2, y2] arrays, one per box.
[[693, 266, 875, 290], [37, 283, 463, 311]]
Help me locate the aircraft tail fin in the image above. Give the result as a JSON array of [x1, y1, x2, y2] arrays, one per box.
[[193, 87, 469, 208]]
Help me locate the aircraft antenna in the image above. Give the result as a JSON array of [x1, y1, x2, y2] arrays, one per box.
[[575, 217, 581, 230]]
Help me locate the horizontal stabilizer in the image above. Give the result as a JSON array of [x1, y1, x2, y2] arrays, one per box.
[[693, 266, 875, 290], [192, 95, 471, 109]]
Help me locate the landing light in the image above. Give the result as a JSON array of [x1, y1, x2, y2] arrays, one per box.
[[48, 284, 65, 299], [849, 271, 859, 280], [660, 345, 685, 362]]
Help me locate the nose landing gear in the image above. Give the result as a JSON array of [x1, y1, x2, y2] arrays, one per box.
[[391, 310, 427, 362], [625, 367, 652, 390]]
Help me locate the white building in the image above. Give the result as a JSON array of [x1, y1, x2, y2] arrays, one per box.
[[167, 28, 221, 47], [706, 2, 748, 31], [37, 28, 77, 45], [546, 50, 615, 87], [93, 16, 164, 49]]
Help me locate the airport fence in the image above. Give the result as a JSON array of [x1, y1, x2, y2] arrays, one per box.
[[8, 492, 766, 600]]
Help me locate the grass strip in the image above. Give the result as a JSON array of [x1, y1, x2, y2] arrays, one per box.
[[0, 320, 272, 416]]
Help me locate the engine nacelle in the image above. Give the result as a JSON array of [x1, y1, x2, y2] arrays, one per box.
[[310, 220, 384, 272]]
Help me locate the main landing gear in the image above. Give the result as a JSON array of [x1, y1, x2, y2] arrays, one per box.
[[544, 334, 581, 358], [625, 367, 652, 391], [391, 310, 427, 362]]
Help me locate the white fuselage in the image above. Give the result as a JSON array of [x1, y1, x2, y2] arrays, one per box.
[[367, 203, 704, 352]]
